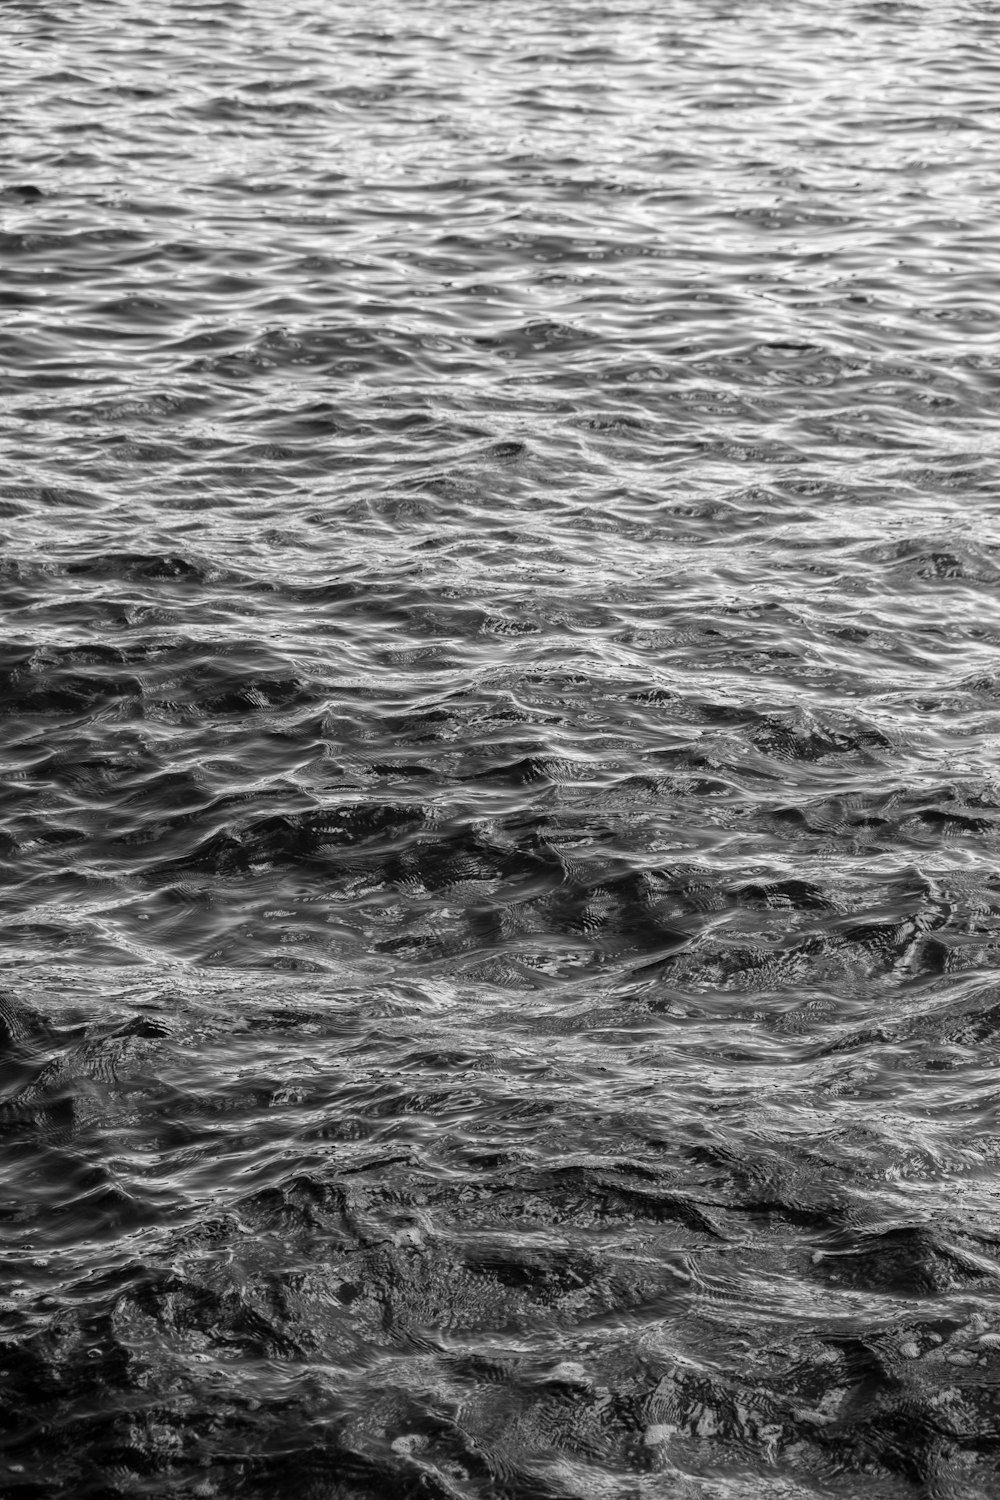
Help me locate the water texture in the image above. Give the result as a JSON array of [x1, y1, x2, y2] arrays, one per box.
[[3, 0, 1000, 1494]]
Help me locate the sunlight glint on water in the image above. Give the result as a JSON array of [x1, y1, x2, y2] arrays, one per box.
[[3, 1, 1000, 1495]]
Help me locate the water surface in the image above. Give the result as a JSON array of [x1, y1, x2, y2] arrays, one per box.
[[4, 1, 1000, 1495]]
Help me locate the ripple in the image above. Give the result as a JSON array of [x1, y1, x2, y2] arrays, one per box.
[[5, 0, 1000, 1494]]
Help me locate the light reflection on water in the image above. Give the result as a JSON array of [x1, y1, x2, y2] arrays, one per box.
[[3, 1, 1000, 1495]]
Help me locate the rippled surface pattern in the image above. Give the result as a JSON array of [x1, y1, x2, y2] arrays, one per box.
[[4, 1, 1000, 1495]]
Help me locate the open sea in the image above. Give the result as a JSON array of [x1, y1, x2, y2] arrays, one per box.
[[4, 1, 1000, 1495]]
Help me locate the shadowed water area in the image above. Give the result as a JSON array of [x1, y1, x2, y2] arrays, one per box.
[[3, 0, 1000, 1494]]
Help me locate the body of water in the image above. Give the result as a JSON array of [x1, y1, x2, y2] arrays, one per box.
[[4, 1, 1000, 1495]]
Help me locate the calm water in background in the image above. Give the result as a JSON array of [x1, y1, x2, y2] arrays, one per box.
[[4, 1, 1000, 1495]]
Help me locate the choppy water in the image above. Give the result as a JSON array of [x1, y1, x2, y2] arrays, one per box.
[[4, 1, 1000, 1495]]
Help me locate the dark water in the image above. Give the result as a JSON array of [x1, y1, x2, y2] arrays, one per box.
[[4, 1, 1000, 1495]]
